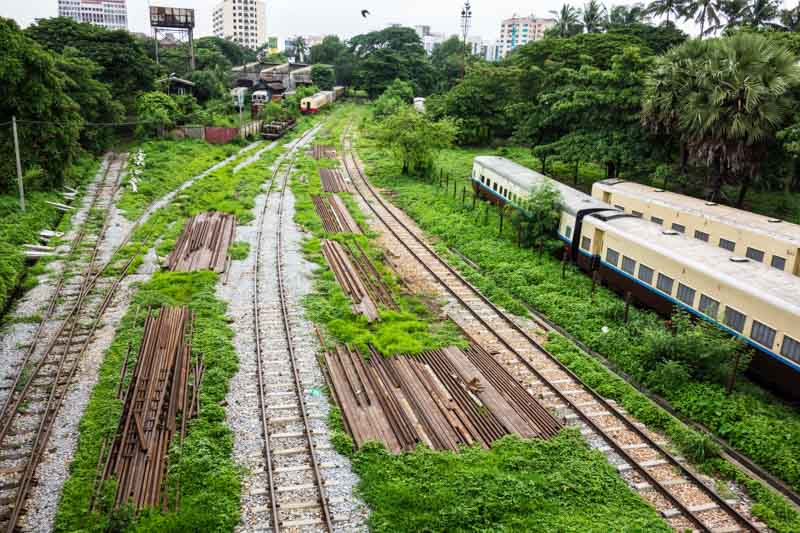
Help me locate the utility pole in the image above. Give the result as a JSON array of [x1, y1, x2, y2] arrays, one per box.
[[12, 116, 25, 212], [460, 2, 472, 80]]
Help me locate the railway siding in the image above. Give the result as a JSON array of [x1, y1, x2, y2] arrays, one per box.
[[341, 129, 766, 532]]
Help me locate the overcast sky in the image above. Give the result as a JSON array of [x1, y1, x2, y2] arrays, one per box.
[[2, 0, 793, 46]]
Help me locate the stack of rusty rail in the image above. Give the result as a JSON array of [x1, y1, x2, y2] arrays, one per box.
[[312, 194, 361, 233], [319, 168, 351, 193], [102, 307, 203, 511], [322, 342, 562, 452], [313, 144, 337, 160], [167, 212, 236, 273], [321, 239, 396, 322]]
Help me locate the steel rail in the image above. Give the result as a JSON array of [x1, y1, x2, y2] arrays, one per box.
[[251, 124, 333, 532], [341, 129, 760, 533]]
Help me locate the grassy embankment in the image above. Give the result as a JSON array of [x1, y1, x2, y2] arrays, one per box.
[[350, 107, 800, 531], [0, 155, 101, 319], [54, 120, 318, 531], [292, 105, 672, 532]]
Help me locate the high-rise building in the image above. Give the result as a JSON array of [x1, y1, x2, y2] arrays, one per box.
[[498, 14, 555, 57], [57, 0, 128, 31], [212, 0, 267, 50]]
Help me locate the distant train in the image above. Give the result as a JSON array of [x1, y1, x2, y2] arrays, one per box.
[[300, 86, 345, 114], [472, 156, 800, 399], [591, 180, 800, 277]]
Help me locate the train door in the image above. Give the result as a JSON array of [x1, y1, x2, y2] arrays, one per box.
[[592, 228, 605, 256], [602, 191, 612, 203]]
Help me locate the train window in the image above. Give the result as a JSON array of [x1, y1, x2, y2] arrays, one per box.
[[480, 176, 485, 184], [699, 295, 720, 318], [581, 236, 592, 251], [771, 256, 786, 271], [719, 238, 736, 252], [724, 306, 746, 333], [565, 225, 572, 238], [614, 205, 625, 211], [677, 283, 696, 306], [632, 211, 643, 218], [492, 182, 498, 191], [751, 321, 776, 349], [651, 216, 664, 226], [606, 248, 619, 267], [781, 335, 800, 363], [657, 273, 674, 295], [638, 264, 654, 285], [621, 256, 636, 275], [671, 223, 686, 234], [694, 230, 709, 242], [745, 247, 765, 263]]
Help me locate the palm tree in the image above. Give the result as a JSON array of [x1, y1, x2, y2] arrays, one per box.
[[647, 34, 800, 204], [609, 3, 648, 24], [292, 36, 308, 63], [549, 4, 583, 37], [645, 0, 685, 22], [780, 3, 800, 30], [681, 0, 721, 37], [715, 0, 748, 30], [583, 0, 608, 32], [742, 0, 781, 27]]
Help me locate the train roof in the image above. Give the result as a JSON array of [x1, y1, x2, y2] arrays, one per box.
[[474, 156, 617, 215], [587, 213, 800, 316], [594, 180, 800, 247]]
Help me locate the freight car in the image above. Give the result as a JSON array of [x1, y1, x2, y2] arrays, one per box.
[[471, 156, 800, 398], [261, 117, 296, 140], [592, 180, 800, 277]]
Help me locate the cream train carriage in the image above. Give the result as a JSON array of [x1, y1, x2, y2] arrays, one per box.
[[471, 156, 800, 398], [592, 180, 800, 277]]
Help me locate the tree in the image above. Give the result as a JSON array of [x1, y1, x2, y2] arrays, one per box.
[[382, 79, 415, 103], [26, 17, 158, 110], [371, 105, 457, 175], [349, 27, 435, 97], [311, 64, 335, 90], [550, 4, 584, 37], [742, 0, 781, 28], [56, 47, 124, 153], [780, 3, 800, 31], [607, 22, 687, 53], [646, 0, 686, 21], [643, 34, 800, 204], [430, 36, 469, 91], [518, 183, 562, 249], [136, 92, 179, 137], [583, 0, 608, 32], [309, 35, 347, 64], [609, 3, 649, 24], [681, 0, 721, 37], [0, 18, 83, 191], [292, 36, 308, 63]]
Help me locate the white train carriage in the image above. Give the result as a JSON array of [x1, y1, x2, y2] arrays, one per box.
[[300, 91, 330, 114]]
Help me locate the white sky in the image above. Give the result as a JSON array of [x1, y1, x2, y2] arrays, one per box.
[[1, 0, 794, 46]]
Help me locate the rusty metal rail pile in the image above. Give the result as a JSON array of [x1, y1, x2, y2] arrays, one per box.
[[312, 194, 361, 234], [167, 212, 236, 273], [313, 144, 337, 160], [102, 306, 202, 511], [320, 239, 396, 322], [322, 343, 562, 453], [319, 168, 351, 193]]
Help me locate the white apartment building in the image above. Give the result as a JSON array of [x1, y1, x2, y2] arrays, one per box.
[[212, 0, 267, 50], [498, 15, 555, 57], [57, 0, 128, 31]]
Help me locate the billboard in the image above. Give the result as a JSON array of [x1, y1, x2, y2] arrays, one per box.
[[149, 7, 195, 29]]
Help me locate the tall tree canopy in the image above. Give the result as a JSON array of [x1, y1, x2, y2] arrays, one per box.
[[0, 18, 83, 191], [25, 17, 158, 110]]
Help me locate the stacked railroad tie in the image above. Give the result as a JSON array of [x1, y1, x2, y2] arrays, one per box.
[[313, 144, 337, 160], [167, 212, 236, 273], [312, 194, 361, 233], [321, 240, 397, 322], [102, 307, 203, 511], [322, 343, 563, 452], [319, 168, 351, 193]]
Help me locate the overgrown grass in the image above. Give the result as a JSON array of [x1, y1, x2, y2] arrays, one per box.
[[352, 121, 800, 529], [0, 154, 101, 318], [54, 272, 241, 532], [289, 108, 464, 356]]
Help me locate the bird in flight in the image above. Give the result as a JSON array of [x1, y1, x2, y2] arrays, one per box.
[[361, 9, 370, 17]]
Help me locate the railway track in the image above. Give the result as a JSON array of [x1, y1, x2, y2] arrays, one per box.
[[340, 130, 762, 533], [0, 154, 136, 532], [251, 126, 337, 532]]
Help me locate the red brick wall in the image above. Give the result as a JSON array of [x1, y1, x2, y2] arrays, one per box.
[[205, 127, 239, 144]]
